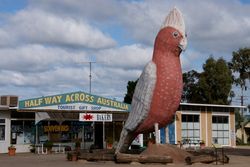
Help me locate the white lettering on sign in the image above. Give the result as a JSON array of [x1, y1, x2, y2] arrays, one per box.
[[96, 114, 111, 121], [79, 113, 112, 122], [58, 105, 75, 110], [79, 105, 88, 110]]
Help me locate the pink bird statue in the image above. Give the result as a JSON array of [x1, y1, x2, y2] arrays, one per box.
[[116, 7, 187, 154]]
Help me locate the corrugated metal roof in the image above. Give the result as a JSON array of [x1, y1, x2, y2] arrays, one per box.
[[180, 102, 246, 108]]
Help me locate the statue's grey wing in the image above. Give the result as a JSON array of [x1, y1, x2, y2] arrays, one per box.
[[124, 61, 157, 131]]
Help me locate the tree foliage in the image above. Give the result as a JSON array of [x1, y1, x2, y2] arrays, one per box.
[[199, 57, 233, 104], [229, 47, 250, 91], [123, 80, 138, 104], [235, 109, 244, 129], [182, 70, 200, 102], [182, 57, 233, 104]]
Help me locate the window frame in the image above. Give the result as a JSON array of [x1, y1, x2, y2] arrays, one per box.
[[11, 119, 35, 144], [211, 115, 230, 145], [181, 113, 201, 142], [0, 119, 6, 141]]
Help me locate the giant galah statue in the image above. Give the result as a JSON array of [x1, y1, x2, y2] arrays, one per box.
[[115, 7, 187, 154]]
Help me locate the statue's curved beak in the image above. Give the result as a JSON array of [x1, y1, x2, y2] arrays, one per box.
[[179, 35, 187, 51]]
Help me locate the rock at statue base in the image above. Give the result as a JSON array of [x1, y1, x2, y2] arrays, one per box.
[[141, 143, 191, 163]]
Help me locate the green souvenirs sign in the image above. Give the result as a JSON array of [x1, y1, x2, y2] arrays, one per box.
[[19, 91, 130, 112]]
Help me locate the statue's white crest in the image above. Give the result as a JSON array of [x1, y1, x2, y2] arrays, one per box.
[[162, 7, 185, 38]]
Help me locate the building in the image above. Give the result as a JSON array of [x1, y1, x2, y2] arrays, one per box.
[[0, 92, 129, 153], [0, 95, 19, 153], [173, 103, 245, 147], [0, 91, 246, 153], [236, 115, 250, 144]]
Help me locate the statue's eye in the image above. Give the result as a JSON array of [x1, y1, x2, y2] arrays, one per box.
[[173, 31, 179, 38]]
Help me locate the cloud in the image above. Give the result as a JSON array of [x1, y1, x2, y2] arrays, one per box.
[[0, 29, 13, 46], [24, 0, 250, 54], [0, 0, 250, 103], [118, 0, 250, 55], [181, 0, 250, 53], [91, 66, 142, 101], [95, 44, 152, 69], [1, 9, 116, 49], [0, 44, 89, 72], [0, 67, 86, 87], [27, 0, 164, 45], [28, 0, 121, 24], [181, 49, 206, 72]]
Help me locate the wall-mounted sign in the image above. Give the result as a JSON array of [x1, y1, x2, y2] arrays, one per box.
[[18, 91, 130, 112], [44, 125, 69, 132], [79, 113, 112, 122]]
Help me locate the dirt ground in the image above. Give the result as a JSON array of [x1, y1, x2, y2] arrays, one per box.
[[0, 146, 250, 167]]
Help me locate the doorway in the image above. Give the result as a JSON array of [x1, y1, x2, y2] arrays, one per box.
[[94, 122, 103, 149]]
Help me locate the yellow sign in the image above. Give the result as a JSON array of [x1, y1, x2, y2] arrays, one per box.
[[44, 125, 69, 132]]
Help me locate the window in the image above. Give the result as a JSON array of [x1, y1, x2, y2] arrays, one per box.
[[181, 114, 200, 142], [212, 115, 229, 145], [0, 119, 5, 141], [11, 120, 35, 144], [37, 120, 85, 143]]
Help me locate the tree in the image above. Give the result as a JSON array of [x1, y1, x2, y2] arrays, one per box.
[[182, 57, 233, 104], [182, 70, 200, 102], [235, 109, 244, 129], [123, 80, 138, 104], [229, 47, 250, 93], [228, 48, 250, 143], [198, 57, 233, 104]]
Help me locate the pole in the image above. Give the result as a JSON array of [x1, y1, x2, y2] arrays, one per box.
[[82, 124, 85, 149], [78, 61, 96, 94], [113, 122, 115, 146], [36, 125, 38, 145], [154, 123, 160, 144], [241, 88, 244, 143], [88, 61, 96, 94], [89, 62, 92, 94], [165, 126, 169, 144], [92, 122, 95, 146], [103, 121, 105, 149]]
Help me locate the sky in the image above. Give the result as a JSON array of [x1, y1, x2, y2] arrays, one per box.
[[0, 0, 249, 106]]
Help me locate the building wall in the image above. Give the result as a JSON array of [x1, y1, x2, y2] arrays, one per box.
[[230, 111, 236, 147], [175, 111, 182, 144], [200, 110, 206, 145], [206, 111, 212, 146], [0, 111, 11, 153], [175, 109, 235, 147]]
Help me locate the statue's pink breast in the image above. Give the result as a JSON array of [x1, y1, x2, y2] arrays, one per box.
[[136, 52, 183, 134]]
